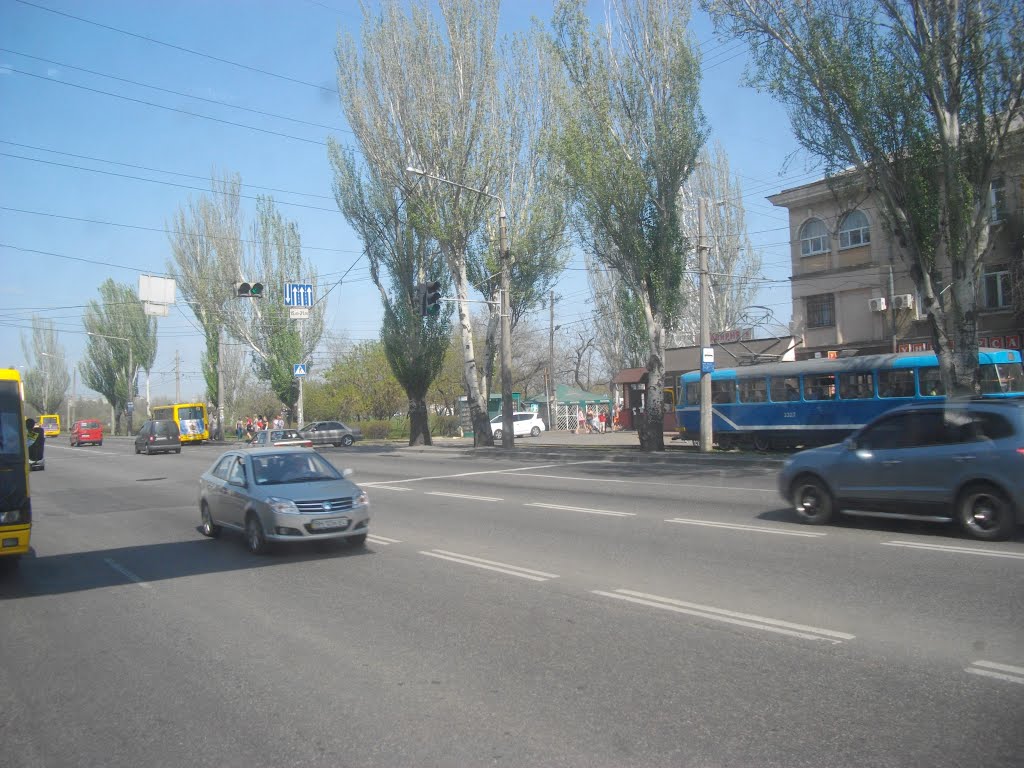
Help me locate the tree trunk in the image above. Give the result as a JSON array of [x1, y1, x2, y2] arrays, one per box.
[[637, 300, 666, 452], [408, 396, 431, 447], [482, 291, 500, 402], [453, 258, 494, 446]]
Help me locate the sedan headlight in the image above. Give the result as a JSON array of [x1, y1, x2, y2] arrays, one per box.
[[355, 491, 369, 506], [267, 497, 300, 515]]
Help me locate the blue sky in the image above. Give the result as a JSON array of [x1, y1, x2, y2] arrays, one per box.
[[0, 0, 813, 400]]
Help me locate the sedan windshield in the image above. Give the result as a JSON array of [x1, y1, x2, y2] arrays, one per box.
[[251, 452, 341, 486]]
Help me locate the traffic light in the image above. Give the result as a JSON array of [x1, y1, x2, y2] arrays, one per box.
[[424, 280, 442, 317], [236, 282, 264, 298]]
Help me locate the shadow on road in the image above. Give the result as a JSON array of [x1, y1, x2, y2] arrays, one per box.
[[0, 533, 374, 599]]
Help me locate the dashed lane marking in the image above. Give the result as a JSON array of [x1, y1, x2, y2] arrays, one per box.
[[525, 502, 634, 518], [665, 517, 826, 537], [419, 549, 559, 582]]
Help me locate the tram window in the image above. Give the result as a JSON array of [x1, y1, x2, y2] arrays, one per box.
[[803, 373, 836, 401], [878, 369, 915, 398], [980, 363, 1024, 394], [770, 376, 801, 402], [839, 372, 874, 399], [711, 380, 736, 404], [664, 388, 675, 407], [918, 367, 945, 396], [738, 378, 767, 403], [685, 382, 700, 405]]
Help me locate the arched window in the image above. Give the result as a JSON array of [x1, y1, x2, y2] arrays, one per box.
[[839, 210, 870, 249], [799, 218, 828, 257]]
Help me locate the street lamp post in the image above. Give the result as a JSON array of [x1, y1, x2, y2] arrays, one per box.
[[405, 167, 514, 448]]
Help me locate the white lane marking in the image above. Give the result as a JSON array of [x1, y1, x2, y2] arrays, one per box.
[[103, 558, 152, 589], [366, 534, 401, 545], [362, 484, 412, 491], [420, 549, 559, 581], [882, 541, 1024, 560], [592, 589, 854, 644], [665, 517, 826, 537], [49, 445, 124, 457], [525, 502, 635, 518], [515, 473, 777, 493], [966, 661, 1024, 685], [426, 491, 503, 502], [356, 460, 608, 486]]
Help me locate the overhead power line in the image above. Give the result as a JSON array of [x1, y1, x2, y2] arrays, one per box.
[[0, 48, 349, 134], [12, 0, 338, 95]]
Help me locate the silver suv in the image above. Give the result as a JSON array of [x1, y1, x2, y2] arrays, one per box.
[[779, 399, 1024, 540]]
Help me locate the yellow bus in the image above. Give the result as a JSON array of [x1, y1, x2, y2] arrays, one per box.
[[0, 369, 32, 563], [39, 413, 60, 437], [151, 402, 209, 444]]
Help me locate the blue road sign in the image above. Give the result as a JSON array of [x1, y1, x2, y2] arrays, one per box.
[[284, 283, 314, 307], [293, 364, 308, 377]]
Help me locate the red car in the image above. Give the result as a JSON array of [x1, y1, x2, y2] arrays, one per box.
[[70, 419, 104, 447]]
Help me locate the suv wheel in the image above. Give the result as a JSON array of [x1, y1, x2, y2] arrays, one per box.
[[245, 513, 269, 554], [791, 475, 834, 525], [957, 483, 1015, 541]]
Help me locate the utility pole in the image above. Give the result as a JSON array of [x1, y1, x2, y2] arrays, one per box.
[[698, 198, 713, 453], [69, 368, 76, 427], [499, 204, 514, 449], [216, 326, 225, 441], [175, 350, 181, 402], [889, 264, 898, 353], [549, 289, 555, 431]]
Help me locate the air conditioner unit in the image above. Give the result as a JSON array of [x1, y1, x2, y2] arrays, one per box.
[[893, 294, 915, 310], [868, 297, 887, 312]]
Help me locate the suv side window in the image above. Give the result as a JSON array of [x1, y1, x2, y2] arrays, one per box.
[[950, 410, 1016, 442], [858, 411, 948, 450]]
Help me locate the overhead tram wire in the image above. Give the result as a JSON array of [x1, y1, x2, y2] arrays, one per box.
[[12, 0, 338, 95]]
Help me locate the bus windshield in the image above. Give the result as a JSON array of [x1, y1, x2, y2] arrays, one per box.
[[0, 398, 25, 462]]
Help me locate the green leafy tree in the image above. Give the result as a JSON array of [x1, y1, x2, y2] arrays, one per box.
[[551, 0, 707, 450], [220, 197, 325, 415], [80, 279, 158, 434], [703, 0, 1024, 394], [21, 315, 70, 415]]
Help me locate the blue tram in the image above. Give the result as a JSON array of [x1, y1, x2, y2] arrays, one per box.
[[677, 348, 1024, 450]]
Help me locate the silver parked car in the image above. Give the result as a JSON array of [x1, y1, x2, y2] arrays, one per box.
[[198, 447, 370, 553], [297, 421, 363, 447], [778, 399, 1024, 541]]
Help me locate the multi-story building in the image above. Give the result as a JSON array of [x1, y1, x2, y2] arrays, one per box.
[[768, 154, 1023, 359]]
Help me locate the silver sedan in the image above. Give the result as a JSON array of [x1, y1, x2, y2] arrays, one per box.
[[198, 447, 370, 554]]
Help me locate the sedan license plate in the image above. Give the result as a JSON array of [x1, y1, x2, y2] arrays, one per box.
[[311, 517, 347, 531]]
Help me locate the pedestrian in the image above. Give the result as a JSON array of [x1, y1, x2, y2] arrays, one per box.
[[598, 410, 607, 433], [586, 410, 596, 434], [576, 410, 586, 434], [235, 419, 243, 441]]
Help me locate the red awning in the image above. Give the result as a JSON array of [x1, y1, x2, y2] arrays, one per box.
[[612, 367, 647, 385]]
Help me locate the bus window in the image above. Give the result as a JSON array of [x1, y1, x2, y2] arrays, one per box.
[[770, 376, 800, 402], [711, 380, 736, 404], [918, 367, 945, 396], [738, 378, 767, 403], [839, 372, 874, 399], [878, 369, 915, 398], [685, 382, 700, 405], [802, 374, 836, 401]]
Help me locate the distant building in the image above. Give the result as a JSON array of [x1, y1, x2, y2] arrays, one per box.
[[768, 151, 1023, 359]]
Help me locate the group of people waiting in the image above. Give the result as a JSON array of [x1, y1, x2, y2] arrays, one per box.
[[576, 407, 620, 434], [236, 414, 286, 443]]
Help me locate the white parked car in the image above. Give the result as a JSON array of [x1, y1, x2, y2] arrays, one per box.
[[490, 412, 546, 439]]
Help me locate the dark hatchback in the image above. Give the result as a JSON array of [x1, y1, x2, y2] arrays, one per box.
[[134, 419, 182, 455]]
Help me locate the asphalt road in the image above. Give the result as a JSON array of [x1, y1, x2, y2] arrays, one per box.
[[2, 438, 1022, 768]]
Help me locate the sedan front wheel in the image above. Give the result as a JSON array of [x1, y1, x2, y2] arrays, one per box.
[[493, 429, 503, 440], [245, 514, 269, 554]]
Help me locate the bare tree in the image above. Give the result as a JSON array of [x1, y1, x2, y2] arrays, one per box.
[[703, 0, 1024, 394], [167, 173, 242, 407], [671, 140, 762, 346], [551, 0, 707, 450], [21, 316, 70, 415]]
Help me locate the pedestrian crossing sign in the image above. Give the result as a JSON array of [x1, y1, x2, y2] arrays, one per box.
[[293, 364, 307, 377]]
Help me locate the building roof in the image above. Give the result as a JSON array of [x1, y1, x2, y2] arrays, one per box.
[[612, 367, 647, 385]]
